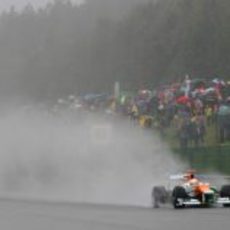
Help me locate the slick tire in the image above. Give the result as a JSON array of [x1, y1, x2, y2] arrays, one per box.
[[172, 186, 188, 209], [152, 186, 167, 208], [220, 185, 230, 207]]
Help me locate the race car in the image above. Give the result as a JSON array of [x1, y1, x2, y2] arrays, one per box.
[[152, 170, 230, 209]]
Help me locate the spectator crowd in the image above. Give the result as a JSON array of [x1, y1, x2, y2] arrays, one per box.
[[54, 76, 230, 149]]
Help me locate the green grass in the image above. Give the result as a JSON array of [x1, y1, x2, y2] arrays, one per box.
[[157, 123, 230, 174], [171, 146, 230, 174]]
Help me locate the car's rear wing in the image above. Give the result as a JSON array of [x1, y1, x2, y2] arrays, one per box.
[[169, 174, 230, 181], [169, 174, 185, 180]]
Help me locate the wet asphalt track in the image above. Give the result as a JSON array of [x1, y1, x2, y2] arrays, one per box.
[[0, 199, 229, 230]]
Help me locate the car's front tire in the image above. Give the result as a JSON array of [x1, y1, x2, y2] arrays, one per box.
[[172, 186, 188, 209], [220, 185, 230, 207]]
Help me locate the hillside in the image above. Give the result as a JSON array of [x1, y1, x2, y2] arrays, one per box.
[[0, 0, 229, 101]]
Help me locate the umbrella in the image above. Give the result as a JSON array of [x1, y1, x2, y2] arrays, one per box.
[[176, 95, 190, 104]]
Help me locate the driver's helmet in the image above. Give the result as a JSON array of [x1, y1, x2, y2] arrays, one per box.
[[184, 169, 196, 181]]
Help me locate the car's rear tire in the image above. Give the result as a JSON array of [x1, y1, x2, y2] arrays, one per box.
[[152, 186, 167, 208], [172, 186, 188, 209], [220, 185, 230, 207]]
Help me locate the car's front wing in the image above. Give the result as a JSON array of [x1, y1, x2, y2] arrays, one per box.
[[176, 197, 230, 207]]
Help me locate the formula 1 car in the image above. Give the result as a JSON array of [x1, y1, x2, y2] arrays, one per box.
[[152, 170, 230, 209]]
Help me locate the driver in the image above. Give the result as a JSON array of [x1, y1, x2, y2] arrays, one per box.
[[188, 173, 199, 187], [183, 172, 199, 195]]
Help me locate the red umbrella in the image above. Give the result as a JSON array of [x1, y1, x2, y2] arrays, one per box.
[[176, 95, 190, 104]]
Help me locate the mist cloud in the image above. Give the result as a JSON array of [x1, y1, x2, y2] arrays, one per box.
[[0, 107, 186, 206]]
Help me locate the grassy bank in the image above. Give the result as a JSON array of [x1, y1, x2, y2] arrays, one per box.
[[172, 146, 230, 174], [160, 122, 230, 174]]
